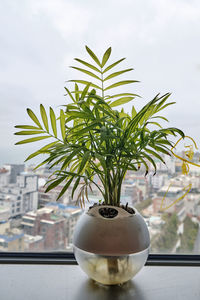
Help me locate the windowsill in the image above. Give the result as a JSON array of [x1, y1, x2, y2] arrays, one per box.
[[0, 264, 199, 299], [0, 253, 200, 266]]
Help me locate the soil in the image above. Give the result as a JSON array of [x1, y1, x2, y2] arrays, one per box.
[[89, 202, 135, 218]]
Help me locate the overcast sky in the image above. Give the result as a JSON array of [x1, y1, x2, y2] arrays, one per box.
[[0, 0, 200, 166]]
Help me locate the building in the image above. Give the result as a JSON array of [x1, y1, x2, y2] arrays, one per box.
[[123, 174, 149, 200], [6, 164, 25, 184], [24, 234, 44, 251], [38, 184, 69, 207], [0, 164, 38, 218], [0, 206, 10, 222], [0, 164, 25, 185], [0, 167, 10, 186], [37, 174, 71, 207], [149, 173, 168, 191], [184, 192, 200, 218], [156, 155, 176, 174], [0, 228, 24, 251], [45, 203, 83, 246], [121, 183, 143, 205], [21, 207, 67, 250], [0, 221, 10, 234], [153, 185, 186, 222]]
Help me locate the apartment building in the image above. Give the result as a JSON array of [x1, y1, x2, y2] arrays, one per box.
[[0, 164, 38, 217]]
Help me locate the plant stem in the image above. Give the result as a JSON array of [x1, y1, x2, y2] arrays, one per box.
[[101, 68, 104, 99]]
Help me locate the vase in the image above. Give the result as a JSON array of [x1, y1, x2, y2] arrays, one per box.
[[73, 205, 150, 285]]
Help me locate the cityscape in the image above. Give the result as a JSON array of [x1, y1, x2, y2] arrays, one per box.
[[0, 152, 200, 254]]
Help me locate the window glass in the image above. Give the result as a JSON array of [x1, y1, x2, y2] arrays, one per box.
[[0, 0, 200, 253]]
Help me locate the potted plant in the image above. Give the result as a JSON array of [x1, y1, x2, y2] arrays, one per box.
[[15, 46, 185, 285]]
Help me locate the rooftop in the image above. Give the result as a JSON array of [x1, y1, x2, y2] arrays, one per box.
[[0, 233, 24, 243], [24, 234, 43, 243], [0, 168, 9, 174], [159, 186, 183, 193], [46, 202, 82, 214]]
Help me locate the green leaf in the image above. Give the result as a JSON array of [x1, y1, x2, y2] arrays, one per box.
[[147, 122, 162, 128], [49, 157, 66, 169], [155, 95, 172, 112], [60, 109, 66, 140], [139, 104, 157, 126], [27, 108, 42, 129], [72, 177, 81, 198], [15, 136, 50, 145], [69, 80, 101, 90], [25, 141, 59, 162], [154, 93, 171, 111], [139, 158, 149, 174], [101, 47, 111, 67], [105, 93, 140, 99], [110, 97, 134, 107], [95, 153, 107, 172], [151, 116, 169, 122], [103, 58, 126, 73], [157, 102, 176, 112], [41, 141, 59, 150], [132, 106, 137, 118], [85, 46, 101, 67], [104, 68, 133, 81], [33, 157, 51, 170], [71, 122, 99, 136], [78, 151, 90, 174], [61, 171, 85, 178], [61, 149, 80, 170], [156, 139, 173, 146], [126, 94, 162, 137], [50, 107, 57, 137], [152, 145, 171, 156], [127, 163, 138, 171], [25, 150, 44, 161], [167, 127, 185, 138], [74, 58, 101, 73], [15, 125, 42, 130], [142, 152, 157, 173], [81, 83, 91, 100], [57, 177, 74, 200], [40, 104, 49, 132], [64, 87, 76, 103], [70, 66, 101, 80], [67, 111, 93, 119], [45, 176, 66, 193], [63, 104, 78, 110], [104, 80, 139, 91], [75, 84, 79, 102], [15, 130, 44, 135], [145, 148, 165, 164]]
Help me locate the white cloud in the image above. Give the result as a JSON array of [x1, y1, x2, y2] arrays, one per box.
[[29, 0, 92, 38]]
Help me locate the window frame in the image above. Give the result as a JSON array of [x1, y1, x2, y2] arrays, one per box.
[[0, 252, 200, 266]]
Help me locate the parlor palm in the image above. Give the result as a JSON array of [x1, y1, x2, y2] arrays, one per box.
[[15, 46, 184, 207]]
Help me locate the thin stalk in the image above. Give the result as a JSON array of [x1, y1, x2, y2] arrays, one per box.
[[101, 68, 104, 99], [88, 160, 109, 203], [88, 178, 105, 199], [117, 174, 124, 205]]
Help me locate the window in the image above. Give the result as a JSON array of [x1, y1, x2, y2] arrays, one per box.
[[0, 1, 200, 260]]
